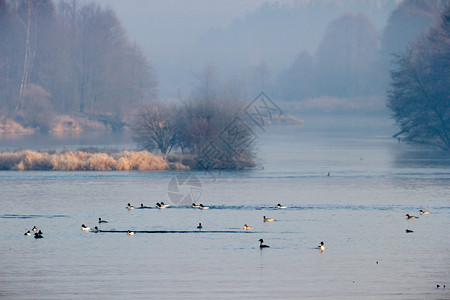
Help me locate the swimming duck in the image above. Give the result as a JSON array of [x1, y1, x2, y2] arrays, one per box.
[[127, 230, 135, 235], [127, 203, 135, 210], [34, 232, 43, 239], [317, 241, 325, 252], [197, 223, 203, 229], [199, 204, 209, 209], [406, 229, 414, 233], [259, 239, 270, 248], [244, 224, 253, 230], [406, 214, 419, 219], [263, 216, 275, 222], [98, 218, 108, 224], [94, 226, 99, 233], [419, 210, 430, 215], [192, 203, 201, 208], [156, 202, 163, 208], [32, 226, 38, 232], [277, 204, 287, 209], [81, 224, 91, 231], [160, 202, 171, 208], [24, 230, 31, 236]]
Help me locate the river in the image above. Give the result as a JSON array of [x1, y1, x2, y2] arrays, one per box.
[[1, 115, 449, 299]]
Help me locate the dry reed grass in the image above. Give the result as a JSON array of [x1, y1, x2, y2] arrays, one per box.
[[0, 117, 36, 134], [0, 150, 190, 171]]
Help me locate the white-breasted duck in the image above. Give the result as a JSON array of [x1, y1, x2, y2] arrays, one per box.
[[263, 216, 275, 222], [160, 202, 170, 208], [317, 241, 325, 252]]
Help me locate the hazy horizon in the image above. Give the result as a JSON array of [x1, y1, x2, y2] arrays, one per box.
[[94, 0, 400, 99]]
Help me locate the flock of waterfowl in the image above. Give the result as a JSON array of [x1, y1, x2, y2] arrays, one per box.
[[24, 205, 431, 253], [127, 202, 173, 210], [191, 203, 209, 209], [121, 202, 325, 250], [22, 201, 327, 251], [403, 209, 445, 290], [404, 209, 431, 233], [23, 226, 43, 239], [22, 200, 446, 293]]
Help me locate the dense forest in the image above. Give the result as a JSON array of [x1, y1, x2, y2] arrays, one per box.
[[0, 0, 156, 133]]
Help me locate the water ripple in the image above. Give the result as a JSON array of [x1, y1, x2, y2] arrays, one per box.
[[0, 214, 68, 219]]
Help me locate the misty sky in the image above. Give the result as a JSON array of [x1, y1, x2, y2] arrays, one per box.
[[93, 0, 398, 99]]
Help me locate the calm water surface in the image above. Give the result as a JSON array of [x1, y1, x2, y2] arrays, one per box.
[[1, 117, 449, 299]]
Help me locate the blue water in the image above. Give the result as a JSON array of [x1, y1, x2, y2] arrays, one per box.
[[1, 120, 449, 299]]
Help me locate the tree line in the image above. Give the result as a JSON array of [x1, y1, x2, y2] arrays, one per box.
[[274, 0, 445, 107], [0, 0, 156, 131]]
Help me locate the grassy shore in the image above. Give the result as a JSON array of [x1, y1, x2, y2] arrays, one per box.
[[0, 150, 191, 171]]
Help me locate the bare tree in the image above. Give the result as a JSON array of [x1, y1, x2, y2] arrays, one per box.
[[133, 103, 178, 154], [388, 6, 450, 151], [133, 65, 257, 169], [18, 0, 35, 105], [175, 66, 256, 169], [379, 0, 445, 93], [191, 63, 218, 102]]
